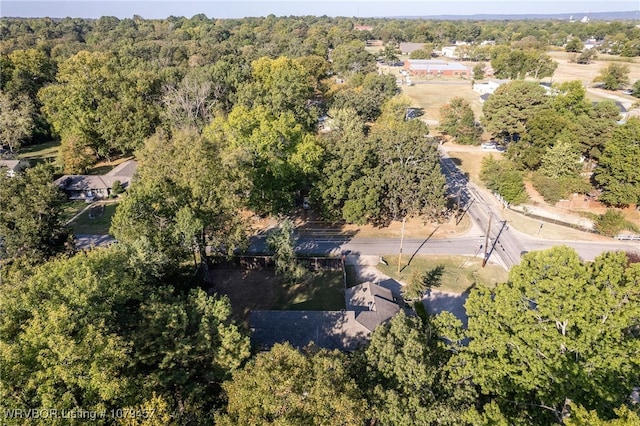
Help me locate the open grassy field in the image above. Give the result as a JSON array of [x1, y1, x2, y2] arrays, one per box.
[[377, 254, 508, 293], [545, 50, 640, 86], [400, 80, 481, 128]]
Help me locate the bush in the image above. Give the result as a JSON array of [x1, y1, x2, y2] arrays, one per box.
[[480, 156, 528, 205], [595, 209, 639, 237], [531, 172, 591, 205], [110, 179, 123, 197]]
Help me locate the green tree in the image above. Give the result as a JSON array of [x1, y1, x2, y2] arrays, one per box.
[[594, 63, 630, 91], [359, 312, 470, 425], [374, 99, 447, 222], [439, 97, 482, 145], [472, 62, 485, 80], [565, 37, 584, 52], [0, 244, 249, 424], [266, 219, 306, 283], [595, 208, 636, 237], [216, 343, 368, 425], [595, 117, 640, 206], [134, 287, 250, 419], [6, 48, 56, 101], [453, 247, 640, 424], [491, 49, 557, 80], [402, 265, 444, 301], [409, 47, 433, 59], [482, 80, 550, 141], [331, 73, 398, 123], [38, 50, 160, 164], [315, 107, 380, 224], [236, 56, 316, 130], [0, 91, 34, 153], [575, 49, 597, 64], [632, 79, 640, 97], [539, 139, 582, 179], [480, 155, 528, 205], [111, 128, 247, 262], [0, 246, 144, 420], [0, 164, 71, 263], [206, 105, 323, 214], [330, 40, 376, 75]]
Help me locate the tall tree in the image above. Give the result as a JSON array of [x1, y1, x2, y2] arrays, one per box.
[[595, 117, 640, 206], [0, 91, 34, 153], [111, 128, 247, 261], [206, 105, 323, 214], [38, 50, 160, 164], [453, 247, 640, 424], [482, 80, 550, 141], [236, 56, 316, 130], [0, 244, 250, 423], [0, 164, 71, 263], [594, 63, 630, 91], [439, 97, 482, 145], [359, 312, 471, 425], [216, 343, 368, 425], [373, 100, 447, 221]]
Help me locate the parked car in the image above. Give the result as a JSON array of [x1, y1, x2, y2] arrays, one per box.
[[481, 142, 497, 150]]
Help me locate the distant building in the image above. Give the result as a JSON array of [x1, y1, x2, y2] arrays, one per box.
[[0, 159, 28, 178], [473, 79, 508, 96], [54, 159, 137, 201], [399, 42, 428, 55], [441, 46, 459, 59], [405, 59, 470, 77]]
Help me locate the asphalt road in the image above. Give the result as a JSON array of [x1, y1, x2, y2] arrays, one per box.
[[246, 147, 639, 267]]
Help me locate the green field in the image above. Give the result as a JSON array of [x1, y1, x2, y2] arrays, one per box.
[[60, 200, 90, 224], [69, 202, 118, 235], [377, 254, 508, 293], [17, 140, 60, 165], [278, 270, 345, 311]]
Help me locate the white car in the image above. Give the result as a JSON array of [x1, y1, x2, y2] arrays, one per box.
[[481, 142, 497, 150]]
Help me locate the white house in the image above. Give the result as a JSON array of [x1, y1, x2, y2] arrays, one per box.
[[441, 46, 459, 59], [472, 79, 509, 95]]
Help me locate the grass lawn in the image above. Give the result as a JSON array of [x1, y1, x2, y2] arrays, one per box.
[[17, 140, 60, 165], [60, 200, 90, 224], [278, 270, 345, 311], [69, 202, 118, 235], [377, 254, 508, 293]]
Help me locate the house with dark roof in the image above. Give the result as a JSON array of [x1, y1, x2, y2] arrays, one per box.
[[250, 282, 406, 352], [54, 159, 137, 201]]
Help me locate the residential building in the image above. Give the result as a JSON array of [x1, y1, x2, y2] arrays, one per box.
[[405, 59, 470, 77], [54, 159, 137, 201], [251, 282, 406, 352]]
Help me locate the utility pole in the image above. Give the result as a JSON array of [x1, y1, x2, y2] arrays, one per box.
[[482, 213, 492, 267], [397, 216, 406, 273]]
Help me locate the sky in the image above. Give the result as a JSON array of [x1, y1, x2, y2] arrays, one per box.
[[1, 0, 639, 20]]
